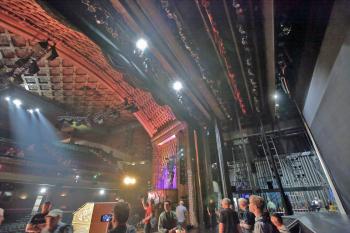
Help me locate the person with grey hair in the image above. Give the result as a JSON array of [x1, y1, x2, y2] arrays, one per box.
[[219, 198, 241, 233], [238, 198, 255, 233]]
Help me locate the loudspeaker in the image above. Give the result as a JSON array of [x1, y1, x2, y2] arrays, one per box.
[[251, 162, 257, 173], [267, 181, 273, 190], [231, 186, 236, 192]]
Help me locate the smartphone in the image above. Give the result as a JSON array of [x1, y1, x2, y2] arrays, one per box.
[[100, 214, 112, 222]]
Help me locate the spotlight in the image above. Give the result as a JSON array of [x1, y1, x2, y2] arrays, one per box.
[[275, 103, 279, 107], [136, 38, 148, 51], [28, 61, 40, 75], [27, 109, 34, 114], [39, 187, 47, 194], [13, 99, 22, 107], [5, 96, 10, 101], [99, 189, 105, 195], [35, 108, 40, 113], [172, 81, 183, 91], [273, 93, 278, 100], [38, 40, 49, 49], [19, 193, 28, 200], [123, 176, 136, 185], [48, 46, 59, 61], [60, 192, 67, 197]]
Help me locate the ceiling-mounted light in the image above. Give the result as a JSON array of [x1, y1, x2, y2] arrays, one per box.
[[13, 99, 22, 107], [27, 109, 34, 114], [172, 81, 183, 92], [48, 46, 59, 61], [38, 40, 49, 49], [5, 96, 10, 101], [123, 176, 136, 185], [99, 189, 105, 195], [28, 61, 40, 75], [273, 93, 278, 100], [40, 187, 47, 194], [136, 38, 148, 51], [35, 108, 40, 113]]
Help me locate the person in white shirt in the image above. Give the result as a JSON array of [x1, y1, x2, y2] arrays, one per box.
[[175, 200, 187, 228]]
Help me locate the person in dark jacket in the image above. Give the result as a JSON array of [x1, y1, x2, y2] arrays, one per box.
[[108, 201, 136, 233], [158, 200, 178, 233]]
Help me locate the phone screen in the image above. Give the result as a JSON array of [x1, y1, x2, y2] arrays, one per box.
[[100, 214, 112, 222]]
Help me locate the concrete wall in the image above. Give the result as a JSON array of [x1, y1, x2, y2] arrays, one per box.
[[303, 0, 350, 213]]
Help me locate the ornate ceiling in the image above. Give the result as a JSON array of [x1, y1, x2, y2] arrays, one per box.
[[0, 0, 176, 137]]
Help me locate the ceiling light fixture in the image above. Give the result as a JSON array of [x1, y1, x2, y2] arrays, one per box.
[[35, 108, 40, 113], [136, 38, 148, 51], [123, 176, 136, 185], [274, 93, 278, 100], [5, 96, 10, 101], [172, 81, 183, 92], [27, 109, 34, 114], [13, 99, 22, 107], [39, 187, 47, 194], [99, 189, 105, 195]]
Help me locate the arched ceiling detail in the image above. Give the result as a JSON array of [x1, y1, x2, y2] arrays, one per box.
[[0, 0, 176, 137]]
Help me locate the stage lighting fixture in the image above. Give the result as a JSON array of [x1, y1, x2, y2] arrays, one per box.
[[172, 81, 183, 91], [39, 187, 47, 194], [123, 176, 136, 185], [13, 99, 22, 107], [48, 46, 59, 61], [19, 193, 28, 200], [275, 104, 280, 107], [5, 96, 10, 101], [35, 108, 40, 113], [274, 93, 278, 100], [27, 109, 34, 114], [136, 38, 148, 51], [28, 61, 40, 75], [99, 189, 105, 195], [38, 40, 49, 49]]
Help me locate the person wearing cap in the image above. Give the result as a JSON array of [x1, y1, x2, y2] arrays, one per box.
[[26, 201, 52, 232], [41, 209, 72, 233], [0, 208, 4, 225]]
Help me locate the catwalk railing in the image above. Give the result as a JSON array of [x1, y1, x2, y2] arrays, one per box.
[[229, 151, 331, 210]]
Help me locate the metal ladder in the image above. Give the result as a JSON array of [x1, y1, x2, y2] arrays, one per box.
[[259, 135, 283, 182]]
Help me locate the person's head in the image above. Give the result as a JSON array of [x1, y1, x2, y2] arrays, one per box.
[[271, 213, 284, 228], [179, 200, 184, 206], [238, 198, 248, 211], [249, 195, 265, 216], [112, 201, 130, 226], [0, 208, 4, 225], [45, 209, 62, 231], [42, 201, 52, 214], [164, 200, 172, 212], [221, 198, 231, 209]]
